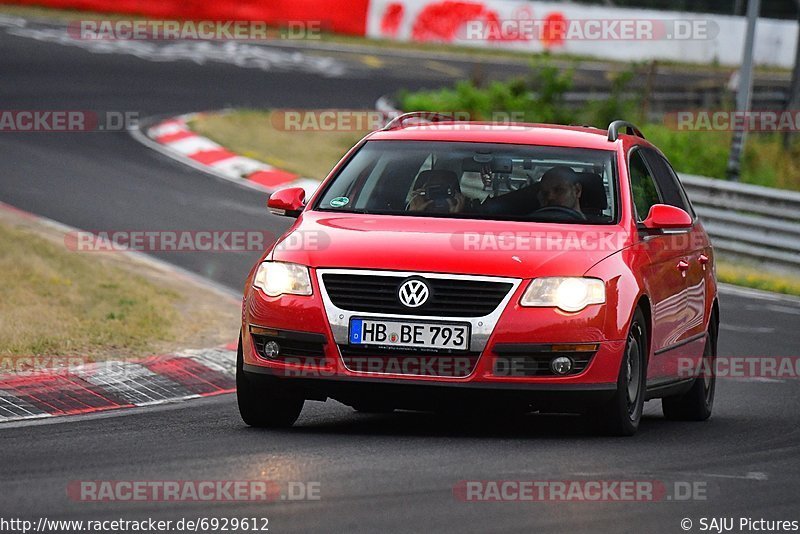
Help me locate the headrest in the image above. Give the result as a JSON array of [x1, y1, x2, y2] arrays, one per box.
[[576, 172, 608, 211]]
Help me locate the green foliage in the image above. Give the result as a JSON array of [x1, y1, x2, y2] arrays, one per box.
[[399, 56, 800, 191], [644, 124, 731, 178], [525, 56, 575, 124], [582, 69, 641, 128], [400, 56, 631, 126]]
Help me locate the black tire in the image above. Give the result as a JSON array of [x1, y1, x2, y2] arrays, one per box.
[[597, 308, 648, 436], [662, 318, 717, 421], [236, 336, 304, 428]]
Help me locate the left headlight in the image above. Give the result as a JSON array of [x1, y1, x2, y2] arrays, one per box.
[[520, 277, 605, 312], [253, 261, 312, 297]]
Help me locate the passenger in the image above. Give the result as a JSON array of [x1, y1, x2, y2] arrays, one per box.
[[408, 170, 466, 214]]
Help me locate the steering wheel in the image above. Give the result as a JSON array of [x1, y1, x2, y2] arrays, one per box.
[[533, 206, 586, 221]]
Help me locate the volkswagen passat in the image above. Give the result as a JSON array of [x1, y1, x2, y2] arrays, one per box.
[[237, 115, 718, 436]]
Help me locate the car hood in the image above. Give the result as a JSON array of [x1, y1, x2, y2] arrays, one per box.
[[270, 212, 631, 279]]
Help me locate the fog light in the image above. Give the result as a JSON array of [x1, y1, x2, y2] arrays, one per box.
[[551, 356, 573, 375], [263, 340, 281, 359]]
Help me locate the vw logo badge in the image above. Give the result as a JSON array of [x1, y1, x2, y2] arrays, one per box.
[[398, 279, 430, 308]]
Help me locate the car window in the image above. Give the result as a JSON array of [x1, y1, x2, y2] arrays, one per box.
[[315, 140, 618, 224], [628, 149, 661, 221], [642, 148, 695, 218]]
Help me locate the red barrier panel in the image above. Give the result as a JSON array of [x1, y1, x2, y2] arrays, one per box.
[[5, 0, 370, 35]]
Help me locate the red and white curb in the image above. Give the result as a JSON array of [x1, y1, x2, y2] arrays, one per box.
[[134, 112, 320, 196], [0, 345, 238, 423], [0, 200, 244, 424]]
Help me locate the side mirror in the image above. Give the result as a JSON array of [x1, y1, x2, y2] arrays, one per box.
[[641, 204, 692, 230], [267, 187, 306, 218]]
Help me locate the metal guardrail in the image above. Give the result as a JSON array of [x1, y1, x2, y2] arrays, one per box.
[[564, 90, 788, 113], [679, 174, 800, 271]]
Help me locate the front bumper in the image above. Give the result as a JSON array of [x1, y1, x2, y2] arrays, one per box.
[[242, 268, 627, 392]]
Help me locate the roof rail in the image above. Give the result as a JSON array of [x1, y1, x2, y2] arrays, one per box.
[[607, 120, 645, 142], [383, 111, 460, 131]]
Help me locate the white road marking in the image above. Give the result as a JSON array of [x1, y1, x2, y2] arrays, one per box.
[[720, 324, 776, 334], [148, 121, 189, 139], [719, 283, 800, 304], [764, 304, 800, 315], [82, 361, 191, 405], [210, 155, 271, 179], [167, 135, 220, 155], [730, 377, 785, 383], [6, 27, 348, 76], [702, 471, 769, 481], [184, 348, 237, 376], [0, 390, 48, 419], [0, 15, 26, 28]]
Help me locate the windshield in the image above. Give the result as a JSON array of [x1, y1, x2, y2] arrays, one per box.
[[314, 140, 617, 224]]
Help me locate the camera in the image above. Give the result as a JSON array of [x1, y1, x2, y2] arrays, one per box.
[[423, 183, 454, 201]]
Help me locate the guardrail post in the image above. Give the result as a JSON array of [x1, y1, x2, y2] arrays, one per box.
[[726, 0, 760, 181]]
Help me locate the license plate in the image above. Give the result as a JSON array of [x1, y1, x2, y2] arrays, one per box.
[[349, 318, 470, 351]]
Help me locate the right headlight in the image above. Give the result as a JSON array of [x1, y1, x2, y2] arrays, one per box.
[[520, 277, 606, 313], [252, 261, 312, 297]]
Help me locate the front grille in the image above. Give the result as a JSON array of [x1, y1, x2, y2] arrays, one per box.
[[251, 331, 327, 367], [339, 345, 480, 377], [321, 273, 513, 317], [492, 346, 596, 377]]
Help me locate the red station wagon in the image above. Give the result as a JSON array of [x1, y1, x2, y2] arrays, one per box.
[[237, 115, 719, 436]]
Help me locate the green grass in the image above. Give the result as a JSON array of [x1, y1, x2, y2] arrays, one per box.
[[0, 216, 240, 359], [717, 262, 800, 298], [645, 125, 800, 191], [189, 110, 369, 180], [0, 222, 178, 357]]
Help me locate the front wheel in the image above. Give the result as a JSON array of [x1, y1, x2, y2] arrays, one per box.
[[596, 308, 648, 436], [236, 336, 304, 428]]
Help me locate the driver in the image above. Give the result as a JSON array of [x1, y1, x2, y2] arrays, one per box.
[[536, 166, 586, 219]]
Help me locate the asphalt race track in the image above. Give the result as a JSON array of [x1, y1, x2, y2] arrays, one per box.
[[1, 19, 799, 533]]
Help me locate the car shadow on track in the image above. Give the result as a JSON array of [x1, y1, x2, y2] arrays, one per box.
[[237, 400, 700, 440]]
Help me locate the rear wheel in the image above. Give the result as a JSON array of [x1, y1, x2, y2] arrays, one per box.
[[662, 319, 717, 421], [597, 308, 648, 436], [236, 336, 304, 428]]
